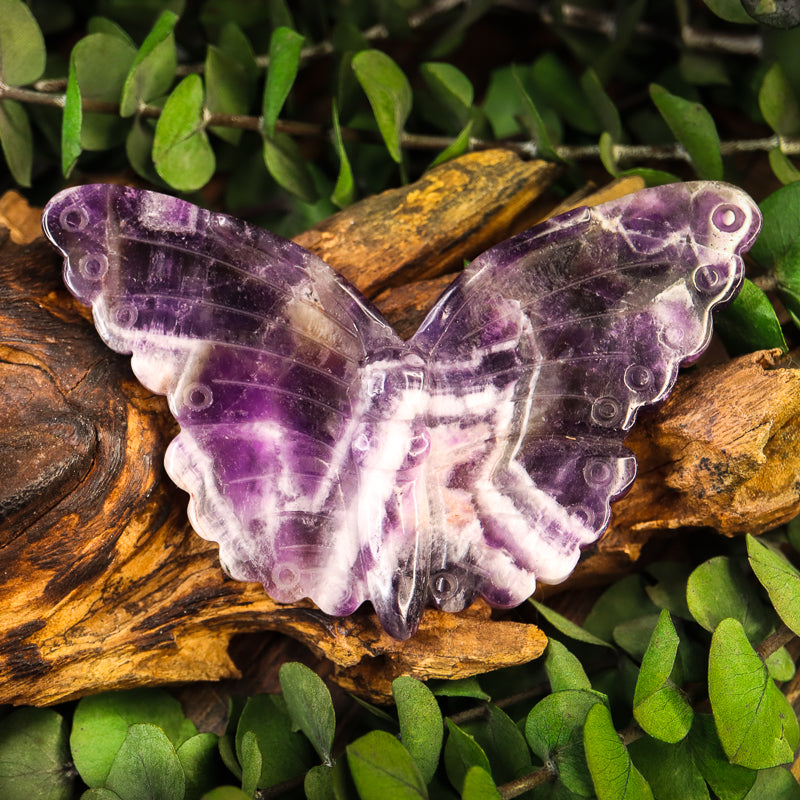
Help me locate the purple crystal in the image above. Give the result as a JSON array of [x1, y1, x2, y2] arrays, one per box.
[[42, 181, 761, 639]]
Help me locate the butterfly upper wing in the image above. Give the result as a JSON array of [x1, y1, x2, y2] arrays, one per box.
[[43, 184, 434, 634], [410, 181, 761, 613]]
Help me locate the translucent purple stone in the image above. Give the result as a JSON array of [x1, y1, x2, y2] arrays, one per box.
[[42, 181, 761, 639]]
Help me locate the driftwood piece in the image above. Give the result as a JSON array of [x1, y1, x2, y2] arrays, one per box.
[[1, 150, 799, 706]]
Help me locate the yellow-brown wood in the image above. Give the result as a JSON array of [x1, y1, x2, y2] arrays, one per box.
[[1, 153, 798, 706]]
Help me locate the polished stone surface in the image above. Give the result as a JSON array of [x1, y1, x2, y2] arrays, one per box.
[[43, 181, 761, 638]]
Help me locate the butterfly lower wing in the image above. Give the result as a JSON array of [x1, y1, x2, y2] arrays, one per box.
[[411, 181, 760, 611], [43, 184, 431, 632]]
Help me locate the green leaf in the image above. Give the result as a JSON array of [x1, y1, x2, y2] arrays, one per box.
[[305, 764, 335, 800], [262, 26, 304, 138], [482, 65, 524, 139], [461, 766, 503, 800], [331, 99, 354, 208], [429, 678, 490, 701], [650, 84, 723, 180], [749, 182, 800, 267], [347, 730, 428, 800], [73, 33, 136, 151], [765, 645, 796, 682], [744, 767, 800, 799], [177, 733, 224, 800], [0, 707, 72, 800], [205, 45, 250, 145], [760, 63, 800, 137], [126, 115, 160, 184], [105, 724, 185, 800], [71, 689, 190, 788], [463, 705, 531, 786], [429, 120, 472, 168], [61, 53, 82, 176], [702, 0, 755, 23], [153, 74, 215, 191], [544, 639, 592, 692], [633, 610, 693, 743], [420, 62, 473, 129], [746, 534, 800, 635], [235, 694, 315, 788], [352, 49, 412, 163], [613, 614, 661, 660], [584, 704, 654, 800], [199, 789, 250, 800], [583, 575, 659, 642], [263, 131, 317, 202], [83, 789, 123, 799], [687, 556, 777, 643], [0, 0, 45, 86], [120, 10, 178, 117], [708, 618, 799, 769], [644, 562, 693, 620], [512, 65, 560, 162], [580, 69, 623, 143], [628, 736, 709, 800], [618, 167, 681, 187], [526, 690, 605, 796], [393, 676, 443, 784], [87, 15, 136, 46], [0, 99, 32, 186], [529, 53, 600, 134], [714, 278, 787, 356], [444, 720, 490, 794], [279, 662, 336, 765], [768, 148, 800, 184], [530, 599, 613, 648], [687, 714, 755, 800], [239, 731, 261, 798]]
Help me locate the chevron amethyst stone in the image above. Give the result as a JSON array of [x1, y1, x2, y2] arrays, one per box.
[[42, 181, 761, 639]]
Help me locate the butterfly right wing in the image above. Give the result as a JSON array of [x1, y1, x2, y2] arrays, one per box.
[[411, 181, 761, 613]]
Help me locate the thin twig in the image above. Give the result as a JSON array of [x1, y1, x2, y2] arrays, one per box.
[[497, 762, 557, 798], [2, 81, 795, 166], [756, 623, 797, 661]]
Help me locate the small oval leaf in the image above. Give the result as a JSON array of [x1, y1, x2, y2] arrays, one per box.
[[650, 84, 723, 181], [746, 534, 800, 636], [153, 74, 215, 192], [708, 618, 799, 769], [352, 50, 412, 163], [347, 730, 428, 800], [0, 0, 45, 86], [279, 662, 335, 765], [262, 26, 304, 138], [714, 278, 787, 356], [393, 676, 443, 784], [584, 704, 654, 800]]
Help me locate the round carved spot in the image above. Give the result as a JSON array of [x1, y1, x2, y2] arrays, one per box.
[[183, 382, 213, 411], [711, 203, 745, 232], [624, 364, 653, 392], [59, 205, 89, 232], [583, 458, 615, 488], [431, 571, 458, 601], [693, 264, 724, 294], [591, 396, 623, 427], [78, 253, 108, 281], [274, 564, 300, 589], [113, 303, 138, 328]]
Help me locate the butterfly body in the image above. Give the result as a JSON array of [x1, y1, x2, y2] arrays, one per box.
[[43, 181, 761, 639]]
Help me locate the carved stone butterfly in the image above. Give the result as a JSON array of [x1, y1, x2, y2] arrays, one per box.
[[42, 181, 761, 639]]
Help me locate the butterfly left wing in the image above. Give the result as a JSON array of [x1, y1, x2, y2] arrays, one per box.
[[43, 184, 433, 634], [410, 181, 761, 613]]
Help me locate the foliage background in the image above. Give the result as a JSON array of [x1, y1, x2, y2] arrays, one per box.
[[3, 0, 800, 798]]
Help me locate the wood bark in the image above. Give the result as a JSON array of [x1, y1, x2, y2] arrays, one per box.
[[0, 149, 798, 706]]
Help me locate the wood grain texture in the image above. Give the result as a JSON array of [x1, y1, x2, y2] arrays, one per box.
[[1, 153, 797, 706]]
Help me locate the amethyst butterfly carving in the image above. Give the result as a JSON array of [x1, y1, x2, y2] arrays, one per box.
[[42, 181, 760, 639]]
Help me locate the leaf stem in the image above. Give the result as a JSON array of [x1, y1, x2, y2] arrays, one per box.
[[756, 623, 797, 661], [496, 762, 557, 798]]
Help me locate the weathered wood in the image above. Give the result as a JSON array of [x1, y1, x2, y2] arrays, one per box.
[[1, 152, 798, 706]]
